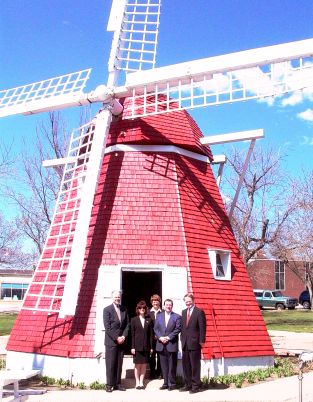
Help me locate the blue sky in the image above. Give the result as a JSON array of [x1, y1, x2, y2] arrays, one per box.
[[0, 0, 312, 204]]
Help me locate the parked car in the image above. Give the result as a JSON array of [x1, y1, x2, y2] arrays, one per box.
[[299, 290, 311, 309], [253, 289, 298, 310]]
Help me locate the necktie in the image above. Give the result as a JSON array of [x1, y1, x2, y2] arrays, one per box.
[[186, 308, 191, 325], [116, 305, 121, 321]]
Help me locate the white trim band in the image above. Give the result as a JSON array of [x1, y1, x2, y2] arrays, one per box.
[[43, 144, 225, 168], [104, 144, 211, 163]]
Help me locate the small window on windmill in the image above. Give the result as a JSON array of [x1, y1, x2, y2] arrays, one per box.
[[208, 249, 231, 281], [216, 253, 225, 277]]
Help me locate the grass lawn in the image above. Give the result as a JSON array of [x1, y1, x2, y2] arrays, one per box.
[[0, 313, 17, 336], [0, 310, 313, 336], [262, 309, 313, 332]]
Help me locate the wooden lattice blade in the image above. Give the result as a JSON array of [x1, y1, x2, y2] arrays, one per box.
[[119, 38, 313, 118], [0, 69, 91, 117]]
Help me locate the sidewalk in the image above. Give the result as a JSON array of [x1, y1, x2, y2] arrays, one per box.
[[2, 373, 313, 402], [1, 332, 313, 402], [269, 330, 313, 356]]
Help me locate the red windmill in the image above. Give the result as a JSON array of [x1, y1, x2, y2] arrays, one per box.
[[1, 0, 313, 384]]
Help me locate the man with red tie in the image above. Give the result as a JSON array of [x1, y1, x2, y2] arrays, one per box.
[[180, 293, 206, 394]]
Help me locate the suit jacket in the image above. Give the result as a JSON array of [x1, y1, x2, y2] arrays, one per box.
[[103, 303, 130, 347], [131, 316, 153, 351], [154, 311, 181, 352], [181, 306, 206, 350]]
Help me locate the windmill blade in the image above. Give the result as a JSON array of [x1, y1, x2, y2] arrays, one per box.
[[0, 69, 91, 117], [118, 38, 313, 118], [107, 0, 161, 79], [23, 111, 112, 315]]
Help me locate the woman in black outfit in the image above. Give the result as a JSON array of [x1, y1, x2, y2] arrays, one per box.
[[131, 301, 153, 389]]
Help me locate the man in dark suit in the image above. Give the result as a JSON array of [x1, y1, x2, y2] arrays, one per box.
[[147, 294, 162, 379], [180, 293, 206, 394], [103, 290, 130, 392], [154, 298, 181, 390]]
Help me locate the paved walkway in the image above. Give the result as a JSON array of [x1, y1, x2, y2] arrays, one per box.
[[269, 330, 313, 356], [2, 373, 313, 402], [1, 332, 313, 402]]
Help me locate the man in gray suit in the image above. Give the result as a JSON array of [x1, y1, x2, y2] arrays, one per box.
[[154, 298, 181, 390], [180, 293, 206, 394], [103, 290, 130, 392]]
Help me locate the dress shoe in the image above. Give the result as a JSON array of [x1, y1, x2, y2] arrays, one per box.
[[168, 385, 177, 391], [159, 384, 168, 390], [136, 386, 141, 390], [106, 386, 114, 393], [189, 388, 201, 394], [115, 385, 126, 391], [179, 386, 191, 392]]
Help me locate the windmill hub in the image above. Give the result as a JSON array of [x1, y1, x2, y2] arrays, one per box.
[[87, 85, 113, 102], [87, 85, 123, 116]]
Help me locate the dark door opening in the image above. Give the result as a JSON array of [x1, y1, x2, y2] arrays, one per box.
[[122, 270, 162, 319], [122, 270, 162, 354]]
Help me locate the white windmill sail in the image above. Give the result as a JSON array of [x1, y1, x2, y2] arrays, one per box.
[[108, 0, 161, 77], [119, 38, 313, 118], [0, 70, 92, 117]]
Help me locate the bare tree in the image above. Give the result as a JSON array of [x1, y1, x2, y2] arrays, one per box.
[[270, 169, 313, 308], [0, 213, 33, 268], [220, 146, 297, 265], [5, 112, 68, 256], [0, 142, 14, 184]]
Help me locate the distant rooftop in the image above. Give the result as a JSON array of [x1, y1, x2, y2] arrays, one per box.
[[0, 268, 33, 276]]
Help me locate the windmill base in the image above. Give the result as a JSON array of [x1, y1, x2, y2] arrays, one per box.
[[6, 351, 274, 385]]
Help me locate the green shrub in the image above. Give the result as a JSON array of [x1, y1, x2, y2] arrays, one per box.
[[0, 357, 6, 370], [90, 380, 106, 390], [57, 378, 67, 387], [204, 357, 295, 389], [39, 376, 55, 386]]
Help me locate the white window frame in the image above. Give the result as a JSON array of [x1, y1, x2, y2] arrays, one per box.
[[208, 249, 231, 281], [275, 260, 285, 291]]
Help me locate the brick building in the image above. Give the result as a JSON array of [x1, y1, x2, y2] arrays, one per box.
[[247, 254, 310, 298]]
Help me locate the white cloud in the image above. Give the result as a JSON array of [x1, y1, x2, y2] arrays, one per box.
[[281, 91, 305, 106], [300, 135, 313, 146], [282, 87, 313, 106], [297, 108, 313, 122]]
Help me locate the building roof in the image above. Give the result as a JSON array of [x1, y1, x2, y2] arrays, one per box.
[[0, 268, 33, 277]]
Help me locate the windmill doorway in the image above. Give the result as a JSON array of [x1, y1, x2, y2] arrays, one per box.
[[121, 270, 162, 319], [122, 270, 162, 354]]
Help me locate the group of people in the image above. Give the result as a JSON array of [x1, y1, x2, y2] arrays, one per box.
[[103, 290, 206, 393]]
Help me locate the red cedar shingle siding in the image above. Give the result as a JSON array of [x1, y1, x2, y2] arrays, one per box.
[[7, 103, 273, 359]]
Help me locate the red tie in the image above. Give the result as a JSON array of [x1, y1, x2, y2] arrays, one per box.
[[186, 308, 191, 325]]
